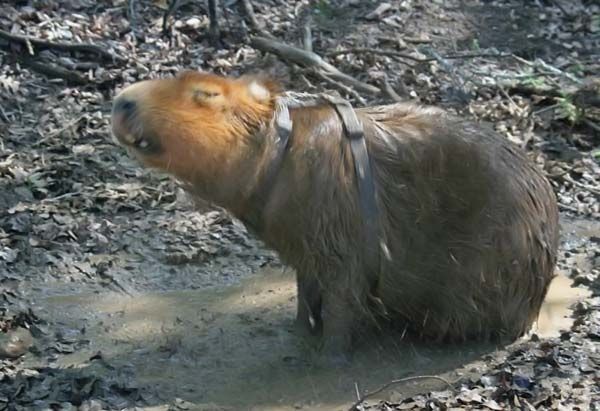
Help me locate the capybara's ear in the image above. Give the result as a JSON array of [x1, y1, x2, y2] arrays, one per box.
[[191, 81, 227, 109], [238, 75, 279, 103], [246, 80, 271, 102]]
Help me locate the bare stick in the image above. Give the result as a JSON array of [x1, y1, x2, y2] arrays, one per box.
[[163, 0, 181, 34], [512, 54, 582, 85], [239, 0, 272, 38], [300, 7, 313, 52], [329, 48, 511, 63], [327, 47, 430, 63], [208, 0, 221, 47], [33, 115, 86, 147], [19, 57, 89, 85], [312, 70, 367, 105], [0, 29, 125, 64], [379, 78, 405, 102], [565, 175, 600, 198], [128, 0, 137, 33], [251, 36, 380, 95], [549, 0, 573, 18], [583, 118, 600, 133], [348, 375, 456, 411]]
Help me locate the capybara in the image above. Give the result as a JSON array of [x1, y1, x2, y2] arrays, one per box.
[[111, 71, 559, 362]]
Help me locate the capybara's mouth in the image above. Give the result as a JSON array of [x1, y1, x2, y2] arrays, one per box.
[[111, 97, 160, 154]]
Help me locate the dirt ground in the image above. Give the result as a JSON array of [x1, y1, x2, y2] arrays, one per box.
[[0, 0, 599, 410]]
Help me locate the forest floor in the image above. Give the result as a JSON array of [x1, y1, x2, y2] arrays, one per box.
[[0, 0, 599, 410]]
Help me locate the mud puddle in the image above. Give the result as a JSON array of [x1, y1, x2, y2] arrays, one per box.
[[32, 270, 589, 410], [20, 217, 593, 410]]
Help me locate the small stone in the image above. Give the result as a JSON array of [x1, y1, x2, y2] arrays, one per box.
[[0, 328, 34, 359], [185, 17, 202, 29]]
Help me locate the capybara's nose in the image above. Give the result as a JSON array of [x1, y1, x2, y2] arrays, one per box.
[[111, 97, 139, 147]]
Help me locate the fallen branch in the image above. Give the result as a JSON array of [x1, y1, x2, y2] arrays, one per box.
[[18, 57, 117, 89], [239, 0, 273, 38], [18, 57, 89, 86], [379, 78, 405, 102], [326, 47, 430, 63], [312, 70, 367, 105], [33, 115, 86, 147], [583, 118, 600, 133], [549, 0, 574, 19], [302, 14, 313, 52], [162, 0, 181, 34], [348, 375, 456, 411], [128, 0, 137, 34], [565, 175, 600, 198], [251, 36, 380, 96], [512, 54, 582, 85], [329, 49, 507, 67], [0, 29, 126, 64]]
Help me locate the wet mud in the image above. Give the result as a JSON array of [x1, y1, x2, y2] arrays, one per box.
[[20, 218, 595, 411]]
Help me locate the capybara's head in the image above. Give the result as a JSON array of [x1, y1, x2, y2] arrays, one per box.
[[111, 71, 277, 193]]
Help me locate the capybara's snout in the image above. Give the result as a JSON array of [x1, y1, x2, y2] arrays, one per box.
[[111, 81, 163, 154]]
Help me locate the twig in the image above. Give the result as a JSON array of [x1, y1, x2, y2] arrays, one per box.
[[208, 0, 222, 47], [42, 191, 83, 203], [128, 0, 137, 34], [162, 0, 181, 34], [545, 165, 575, 180], [348, 375, 456, 411], [0, 29, 126, 64], [302, 14, 313, 52], [34, 115, 86, 147], [512, 54, 582, 85], [326, 47, 429, 63], [239, 0, 272, 38], [251, 36, 380, 95], [565, 175, 600, 198], [558, 203, 580, 213], [443, 51, 511, 60], [549, 0, 573, 18], [327, 48, 510, 63], [18, 57, 89, 86], [354, 382, 361, 401], [403, 36, 432, 44], [583, 118, 600, 133], [379, 78, 405, 102], [312, 70, 367, 105], [0, 104, 9, 123]]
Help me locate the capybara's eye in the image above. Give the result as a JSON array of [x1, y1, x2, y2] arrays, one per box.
[[192, 88, 220, 102]]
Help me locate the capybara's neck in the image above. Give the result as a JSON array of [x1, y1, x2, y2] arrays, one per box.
[[181, 101, 280, 213], [230, 102, 354, 255]]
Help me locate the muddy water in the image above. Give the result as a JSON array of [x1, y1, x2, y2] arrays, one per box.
[[33, 219, 594, 411]]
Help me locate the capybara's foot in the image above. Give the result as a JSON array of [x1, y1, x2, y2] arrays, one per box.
[[294, 316, 315, 338], [318, 335, 352, 367], [296, 275, 322, 336]]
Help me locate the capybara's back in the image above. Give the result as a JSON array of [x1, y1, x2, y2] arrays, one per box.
[[361, 104, 558, 341], [111, 71, 559, 360]]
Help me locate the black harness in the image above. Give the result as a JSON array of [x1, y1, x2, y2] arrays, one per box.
[[245, 95, 381, 278]]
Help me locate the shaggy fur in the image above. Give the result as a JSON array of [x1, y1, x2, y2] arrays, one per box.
[[111, 71, 559, 356]]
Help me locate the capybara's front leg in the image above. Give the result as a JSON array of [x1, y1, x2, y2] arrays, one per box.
[[319, 289, 354, 366], [295, 274, 322, 336]]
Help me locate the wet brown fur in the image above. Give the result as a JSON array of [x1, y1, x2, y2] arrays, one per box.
[[112, 71, 559, 354]]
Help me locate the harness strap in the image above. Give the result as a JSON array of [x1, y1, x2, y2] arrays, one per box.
[[242, 104, 293, 233], [322, 96, 381, 280], [245, 96, 381, 279]]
